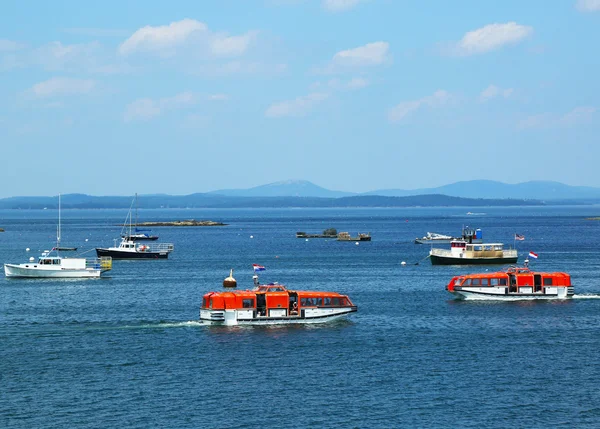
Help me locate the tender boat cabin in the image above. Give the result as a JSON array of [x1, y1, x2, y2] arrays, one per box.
[[200, 283, 357, 325]]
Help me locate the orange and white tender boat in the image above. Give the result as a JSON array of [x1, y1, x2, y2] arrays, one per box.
[[200, 277, 357, 325], [446, 266, 574, 300]]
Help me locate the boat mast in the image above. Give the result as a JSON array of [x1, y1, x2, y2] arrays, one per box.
[[57, 193, 61, 255]]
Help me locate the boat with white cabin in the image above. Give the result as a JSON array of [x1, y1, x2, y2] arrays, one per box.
[[4, 194, 112, 278], [430, 240, 518, 265], [95, 195, 174, 259], [415, 227, 483, 244]]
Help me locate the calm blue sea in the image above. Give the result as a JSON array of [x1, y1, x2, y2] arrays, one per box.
[[2, 206, 600, 428]]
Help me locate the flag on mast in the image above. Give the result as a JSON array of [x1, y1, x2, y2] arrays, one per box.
[[515, 233, 525, 241], [528, 251, 538, 259], [253, 264, 266, 272]]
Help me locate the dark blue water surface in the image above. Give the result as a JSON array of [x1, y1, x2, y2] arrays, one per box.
[[2, 206, 600, 428]]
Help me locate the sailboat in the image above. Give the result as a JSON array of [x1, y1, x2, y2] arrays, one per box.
[[95, 195, 174, 259], [122, 193, 159, 241], [4, 194, 112, 278]]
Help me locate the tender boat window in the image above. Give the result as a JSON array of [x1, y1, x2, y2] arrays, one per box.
[[331, 297, 341, 306], [454, 278, 463, 286], [242, 298, 254, 308], [499, 278, 507, 286], [494, 245, 503, 251], [490, 278, 499, 286], [324, 297, 332, 306], [202, 297, 208, 308], [314, 298, 323, 306], [543, 278, 553, 286], [473, 245, 483, 251], [462, 279, 471, 286], [471, 278, 481, 286], [481, 278, 489, 286], [483, 245, 492, 251]]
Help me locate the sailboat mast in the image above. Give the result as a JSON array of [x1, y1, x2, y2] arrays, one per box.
[[135, 192, 138, 231], [57, 193, 61, 254]]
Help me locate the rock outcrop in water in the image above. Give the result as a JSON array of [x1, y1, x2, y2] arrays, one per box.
[[130, 220, 227, 227]]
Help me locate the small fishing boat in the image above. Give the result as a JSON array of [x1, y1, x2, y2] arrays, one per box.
[[121, 194, 159, 241], [4, 194, 112, 278], [200, 273, 357, 325], [446, 265, 574, 300], [415, 227, 482, 244], [96, 195, 173, 259]]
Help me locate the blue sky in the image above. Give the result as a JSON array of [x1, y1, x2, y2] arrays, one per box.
[[1, 0, 599, 197]]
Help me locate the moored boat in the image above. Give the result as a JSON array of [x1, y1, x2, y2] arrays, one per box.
[[446, 266, 574, 300], [430, 240, 517, 265], [96, 194, 174, 259], [4, 194, 112, 278], [200, 274, 357, 325], [337, 232, 371, 241], [96, 238, 173, 259], [415, 227, 482, 244]]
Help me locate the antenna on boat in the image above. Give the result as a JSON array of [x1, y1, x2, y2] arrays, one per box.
[[253, 275, 259, 286]]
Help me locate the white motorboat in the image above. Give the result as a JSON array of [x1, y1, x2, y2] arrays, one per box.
[[4, 194, 112, 278]]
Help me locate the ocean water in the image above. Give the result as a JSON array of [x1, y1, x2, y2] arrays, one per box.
[[2, 206, 600, 428]]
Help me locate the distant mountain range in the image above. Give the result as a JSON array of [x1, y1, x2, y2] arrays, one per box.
[[210, 179, 600, 201], [0, 180, 598, 209]]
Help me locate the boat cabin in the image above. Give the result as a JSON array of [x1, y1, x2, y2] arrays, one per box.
[[448, 267, 571, 294], [201, 283, 354, 318], [449, 241, 507, 257]]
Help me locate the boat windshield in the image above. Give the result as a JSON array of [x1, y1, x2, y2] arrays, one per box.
[[38, 258, 61, 265]]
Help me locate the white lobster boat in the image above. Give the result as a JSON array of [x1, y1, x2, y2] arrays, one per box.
[[4, 253, 112, 278], [4, 194, 112, 278], [200, 274, 357, 325]]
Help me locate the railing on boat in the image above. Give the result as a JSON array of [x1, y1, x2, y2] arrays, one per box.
[[137, 243, 174, 253], [85, 257, 113, 271]]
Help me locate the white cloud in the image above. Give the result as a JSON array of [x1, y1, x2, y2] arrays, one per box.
[[119, 19, 207, 55], [388, 90, 451, 123], [449, 22, 533, 56], [207, 94, 229, 101], [576, 0, 600, 11], [480, 84, 514, 101], [265, 93, 329, 118], [560, 106, 596, 125], [29, 77, 96, 98], [0, 39, 25, 51], [323, 0, 362, 12], [518, 106, 596, 129], [311, 77, 370, 91], [119, 19, 257, 58], [124, 92, 197, 122], [333, 41, 389, 66], [210, 31, 258, 56]]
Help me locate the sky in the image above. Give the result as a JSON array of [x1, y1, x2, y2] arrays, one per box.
[[0, 0, 599, 197]]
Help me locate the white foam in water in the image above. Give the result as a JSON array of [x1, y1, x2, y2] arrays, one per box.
[[572, 294, 600, 299]]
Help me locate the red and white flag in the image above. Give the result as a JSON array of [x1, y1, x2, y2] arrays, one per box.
[[528, 251, 538, 259]]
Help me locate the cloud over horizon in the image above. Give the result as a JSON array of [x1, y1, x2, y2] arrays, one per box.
[[445, 22, 533, 56]]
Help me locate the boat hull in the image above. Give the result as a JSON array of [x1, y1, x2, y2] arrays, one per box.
[[95, 248, 169, 259], [450, 286, 574, 301], [4, 263, 101, 278], [200, 307, 357, 326], [430, 255, 518, 265]]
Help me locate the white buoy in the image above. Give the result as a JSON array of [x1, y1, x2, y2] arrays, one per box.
[[355, 242, 359, 245], [250, 235, 254, 239], [29, 257, 35, 262], [85, 238, 88, 242], [26, 248, 30, 252], [305, 238, 309, 242], [401, 261, 407, 266]]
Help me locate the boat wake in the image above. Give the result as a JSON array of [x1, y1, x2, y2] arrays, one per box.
[[572, 294, 600, 299]]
